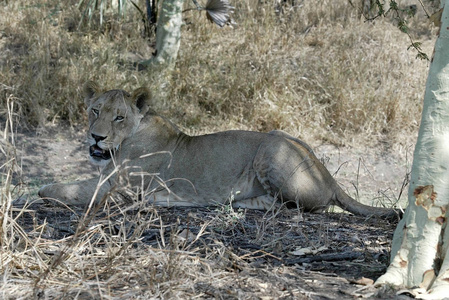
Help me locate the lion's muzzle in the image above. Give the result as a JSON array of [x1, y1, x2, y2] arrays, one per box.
[[89, 133, 114, 161], [89, 144, 113, 161]]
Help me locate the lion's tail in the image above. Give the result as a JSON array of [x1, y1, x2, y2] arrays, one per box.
[[333, 186, 401, 219]]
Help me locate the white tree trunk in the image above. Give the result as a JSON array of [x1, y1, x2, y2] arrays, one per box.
[[139, 0, 185, 104], [154, 0, 184, 68], [375, 1, 449, 298], [141, 0, 184, 70]]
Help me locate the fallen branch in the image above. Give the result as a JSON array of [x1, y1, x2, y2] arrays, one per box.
[[284, 251, 363, 266]]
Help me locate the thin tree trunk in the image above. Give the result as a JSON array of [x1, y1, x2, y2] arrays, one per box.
[[139, 0, 184, 104], [375, 1, 449, 298], [141, 0, 184, 70]]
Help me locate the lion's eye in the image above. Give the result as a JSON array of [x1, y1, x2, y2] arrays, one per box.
[[115, 116, 124, 122], [92, 108, 99, 116]]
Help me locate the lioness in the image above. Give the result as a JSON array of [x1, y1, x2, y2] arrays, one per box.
[[39, 82, 397, 218]]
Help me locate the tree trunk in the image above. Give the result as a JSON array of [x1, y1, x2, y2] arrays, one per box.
[[141, 0, 184, 70], [375, 1, 449, 298], [139, 0, 184, 104]]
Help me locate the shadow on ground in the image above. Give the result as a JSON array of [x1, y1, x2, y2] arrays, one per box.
[[14, 202, 407, 299]]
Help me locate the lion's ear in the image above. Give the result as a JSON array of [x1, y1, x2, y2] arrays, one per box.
[[131, 87, 151, 115], [83, 81, 101, 106]]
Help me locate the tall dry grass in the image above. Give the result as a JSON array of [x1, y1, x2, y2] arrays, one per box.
[[0, 0, 435, 147], [174, 0, 435, 148]]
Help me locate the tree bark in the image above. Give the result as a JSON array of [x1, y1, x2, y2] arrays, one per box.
[[138, 0, 185, 105], [375, 1, 449, 298], [140, 0, 184, 70]]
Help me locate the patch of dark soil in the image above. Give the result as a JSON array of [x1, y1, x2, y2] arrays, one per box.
[[15, 203, 406, 299]]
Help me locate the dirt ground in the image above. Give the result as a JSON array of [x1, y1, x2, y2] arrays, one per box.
[[9, 128, 413, 299]]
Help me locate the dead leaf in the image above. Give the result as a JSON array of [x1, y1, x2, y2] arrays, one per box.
[[429, 8, 443, 28], [289, 245, 327, 256], [353, 277, 374, 286]]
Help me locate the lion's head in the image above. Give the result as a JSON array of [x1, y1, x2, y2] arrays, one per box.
[[83, 81, 151, 166]]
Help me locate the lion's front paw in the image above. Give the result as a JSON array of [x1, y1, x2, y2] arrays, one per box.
[[38, 184, 65, 206], [38, 183, 88, 207], [38, 184, 51, 198]]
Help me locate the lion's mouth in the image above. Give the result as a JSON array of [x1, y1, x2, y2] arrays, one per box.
[[89, 145, 113, 161]]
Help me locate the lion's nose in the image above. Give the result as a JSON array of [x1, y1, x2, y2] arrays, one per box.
[[92, 133, 107, 143]]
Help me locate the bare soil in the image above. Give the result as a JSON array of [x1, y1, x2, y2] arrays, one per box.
[[11, 128, 412, 299]]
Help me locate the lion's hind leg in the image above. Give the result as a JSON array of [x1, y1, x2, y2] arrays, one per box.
[[253, 139, 335, 212]]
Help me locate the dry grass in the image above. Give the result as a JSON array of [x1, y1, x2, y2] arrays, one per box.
[[0, 0, 435, 146], [174, 0, 435, 148], [0, 0, 438, 298]]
